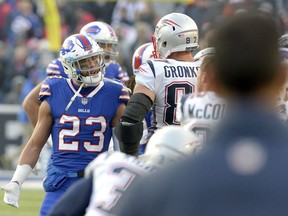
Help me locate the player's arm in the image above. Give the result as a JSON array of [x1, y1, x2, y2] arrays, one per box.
[[116, 84, 154, 156], [22, 83, 42, 127], [111, 103, 126, 151], [1, 101, 53, 208]]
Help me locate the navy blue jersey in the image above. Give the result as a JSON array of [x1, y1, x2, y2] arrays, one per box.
[[38, 77, 129, 172], [46, 58, 67, 78], [105, 62, 129, 82]]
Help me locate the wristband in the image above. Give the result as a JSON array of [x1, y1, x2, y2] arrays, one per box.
[[11, 164, 33, 185]]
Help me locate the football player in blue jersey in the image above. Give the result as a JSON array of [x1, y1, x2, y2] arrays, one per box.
[[1, 33, 129, 215], [80, 21, 130, 83], [23, 21, 129, 128]]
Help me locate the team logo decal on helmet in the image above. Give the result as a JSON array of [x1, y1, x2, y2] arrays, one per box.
[[60, 39, 75, 55]]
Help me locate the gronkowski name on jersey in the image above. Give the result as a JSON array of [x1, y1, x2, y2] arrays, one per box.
[[38, 76, 129, 172], [177, 91, 226, 145], [84, 151, 150, 216], [136, 58, 201, 129]]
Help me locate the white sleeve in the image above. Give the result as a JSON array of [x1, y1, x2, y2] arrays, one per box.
[[135, 62, 156, 93], [112, 127, 120, 151]]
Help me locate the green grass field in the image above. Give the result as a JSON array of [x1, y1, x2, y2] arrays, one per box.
[[0, 189, 45, 216]]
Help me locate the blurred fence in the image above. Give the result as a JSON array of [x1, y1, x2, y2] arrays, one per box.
[[0, 104, 24, 169]]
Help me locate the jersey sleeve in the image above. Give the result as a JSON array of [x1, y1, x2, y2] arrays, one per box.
[[135, 61, 156, 93], [117, 64, 130, 82], [46, 58, 67, 78], [118, 86, 130, 105], [38, 76, 62, 102]]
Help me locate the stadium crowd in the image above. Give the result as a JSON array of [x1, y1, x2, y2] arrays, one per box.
[[2, 0, 288, 215], [0, 0, 287, 104]]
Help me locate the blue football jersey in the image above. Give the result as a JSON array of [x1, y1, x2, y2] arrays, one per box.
[[38, 77, 129, 172], [46, 58, 68, 78], [105, 62, 129, 83]]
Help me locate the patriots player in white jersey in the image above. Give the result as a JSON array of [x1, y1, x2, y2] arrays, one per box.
[[80, 21, 129, 83], [1, 34, 129, 215], [177, 48, 226, 145], [47, 125, 200, 216], [116, 13, 201, 156]]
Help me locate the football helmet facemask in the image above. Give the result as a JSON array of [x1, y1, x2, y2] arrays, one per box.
[[132, 42, 154, 75], [80, 21, 119, 64], [60, 33, 105, 86], [152, 13, 199, 59]]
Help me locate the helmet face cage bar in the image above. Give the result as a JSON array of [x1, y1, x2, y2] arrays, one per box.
[[98, 41, 119, 62], [71, 51, 105, 85]]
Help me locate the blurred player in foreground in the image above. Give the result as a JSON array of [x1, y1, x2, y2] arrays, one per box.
[[47, 125, 200, 216], [177, 47, 226, 145]]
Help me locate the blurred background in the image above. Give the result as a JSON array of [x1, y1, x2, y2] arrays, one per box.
[[0, 0, 288, 171]]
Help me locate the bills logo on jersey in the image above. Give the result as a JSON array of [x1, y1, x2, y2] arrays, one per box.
[[60, 39, 75, 55]]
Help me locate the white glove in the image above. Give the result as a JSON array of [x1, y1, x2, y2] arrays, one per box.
[[1, 181, 21, 208]]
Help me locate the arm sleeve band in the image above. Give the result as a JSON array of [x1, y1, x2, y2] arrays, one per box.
[[121, 93, 153, 123], [115, 93, 153, 156]]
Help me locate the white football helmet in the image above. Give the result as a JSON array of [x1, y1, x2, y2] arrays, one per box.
[[80, 21, 119, 64], [279, 34, 288, 49], [152, 13, 199, 59], [60, 33, 105, 86], [279, 48, 288, 64], [132, 42, 154, 75], [194, 47, 215, 62], [142, 125, 201, 170]]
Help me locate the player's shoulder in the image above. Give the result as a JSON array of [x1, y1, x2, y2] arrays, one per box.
[[43, 75, 66, 85], [103, 78, 130, 93], [103, 78, 123, 87]]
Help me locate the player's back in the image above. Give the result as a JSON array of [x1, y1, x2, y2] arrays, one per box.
[[177, 91, 226, 145], [136, 58, 201, 128], [85, 151, 150, 215]]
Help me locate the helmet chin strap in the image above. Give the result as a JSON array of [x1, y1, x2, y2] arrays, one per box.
[[65, 82, 85, 111]]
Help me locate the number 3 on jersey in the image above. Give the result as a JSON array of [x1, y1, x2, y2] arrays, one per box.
[[58, 115, 107, 152], [164, 82, 195, 125]]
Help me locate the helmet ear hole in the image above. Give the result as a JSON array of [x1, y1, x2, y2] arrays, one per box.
[[162, 42, 167, 48]]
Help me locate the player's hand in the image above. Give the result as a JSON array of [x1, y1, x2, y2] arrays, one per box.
[[1, 181, 21, 208]]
